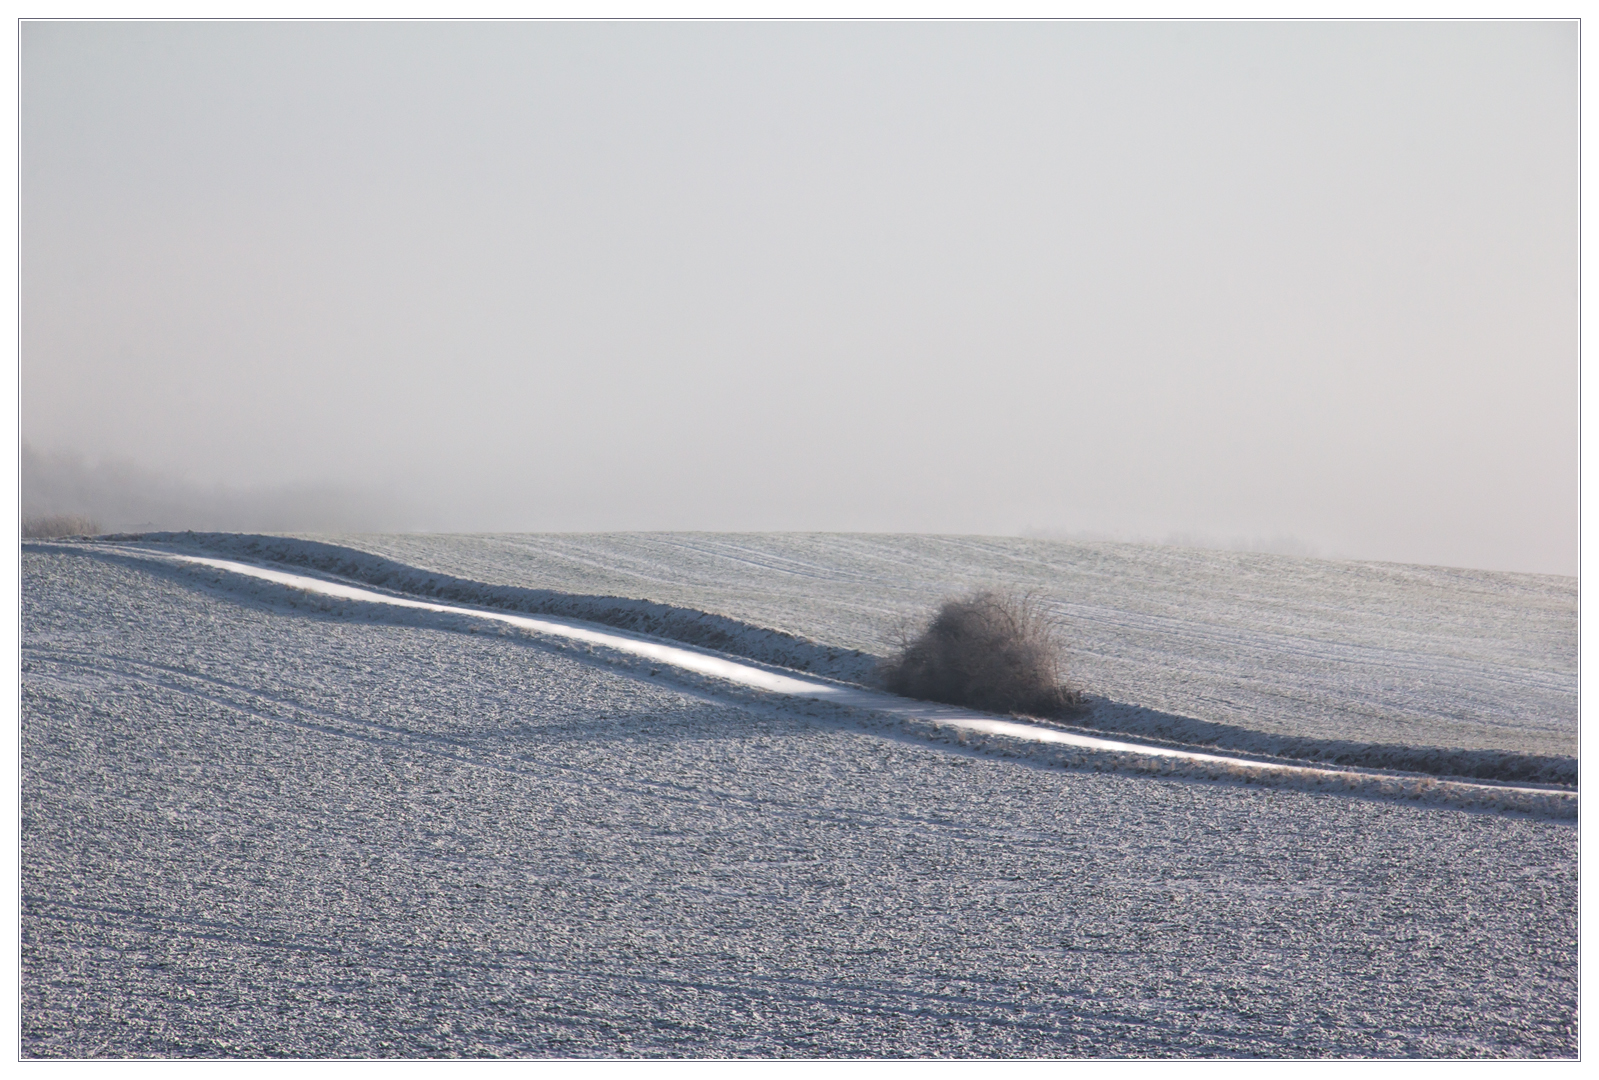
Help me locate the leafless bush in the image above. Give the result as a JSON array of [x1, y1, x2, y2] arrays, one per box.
[[879, 590, 1083, 717], [21, 514, 101, 539]]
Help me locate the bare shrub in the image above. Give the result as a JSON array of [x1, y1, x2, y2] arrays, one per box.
[[22, 514, 100, 539], [879, 590, 1083, 717]]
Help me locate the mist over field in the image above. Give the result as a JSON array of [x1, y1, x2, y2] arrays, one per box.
[[20, 443, 413, 535], [19, 21, 1578, 573]]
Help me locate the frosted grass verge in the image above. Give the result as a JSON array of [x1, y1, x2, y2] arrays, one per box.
[[46, 541, 1577, 821]]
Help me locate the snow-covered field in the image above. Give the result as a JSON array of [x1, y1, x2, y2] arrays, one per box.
[[19, 535, 1579, 1056], [151, 531, 1579, 782]]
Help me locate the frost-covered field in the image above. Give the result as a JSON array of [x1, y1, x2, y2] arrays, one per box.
[[292, 532, 1578, 761], [19, 542, 1579, 1057]]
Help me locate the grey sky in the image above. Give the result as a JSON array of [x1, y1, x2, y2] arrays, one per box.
[[20, 21, 1578, 574]]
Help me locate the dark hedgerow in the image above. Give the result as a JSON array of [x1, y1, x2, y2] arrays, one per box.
[[878, 589, 1084, 718]]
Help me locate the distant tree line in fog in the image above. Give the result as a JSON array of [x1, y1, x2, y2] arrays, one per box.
[[19, 443, 411, 536]]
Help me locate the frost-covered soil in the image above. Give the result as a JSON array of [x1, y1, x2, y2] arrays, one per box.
[[84, 544, 1575, 816], [293, 533, 1575, 752], [136, 531, 1578, 784], [20, 546, 1578, 1057]]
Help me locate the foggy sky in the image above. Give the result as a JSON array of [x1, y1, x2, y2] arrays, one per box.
[[19, 21, 1578, 574]]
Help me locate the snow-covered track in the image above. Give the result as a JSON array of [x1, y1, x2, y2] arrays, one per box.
[[108, 530, 879, 682], [47, 541, 1577, 821]]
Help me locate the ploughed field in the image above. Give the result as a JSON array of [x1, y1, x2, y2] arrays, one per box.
[[19, 538, 1578, 1057], [301, 531, 1578, 761]]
